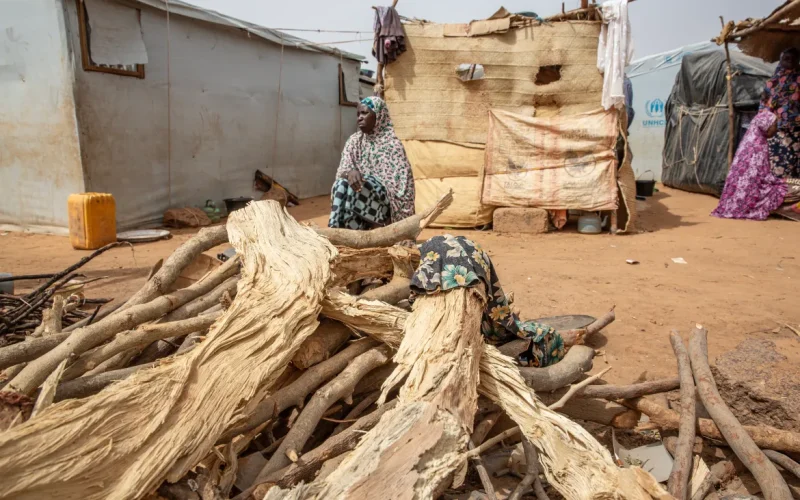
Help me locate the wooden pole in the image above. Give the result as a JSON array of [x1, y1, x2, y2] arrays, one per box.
[[372, 0, 399, 98], [721, 17, 736, 170]]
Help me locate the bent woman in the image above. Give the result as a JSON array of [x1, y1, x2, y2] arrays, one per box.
[[411, 235, 567, 368], [712, 110, 787, 220], [329, 96, 415, 230]]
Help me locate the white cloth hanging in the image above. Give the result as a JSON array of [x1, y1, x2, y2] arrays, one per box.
[[597, 0, 634, 110]]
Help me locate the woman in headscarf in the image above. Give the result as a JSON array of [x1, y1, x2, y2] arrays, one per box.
[[412, 235, 568, 368], [329, 96, 415, 230], [712, 110, 788, 220], [761, 47, 800, 179]]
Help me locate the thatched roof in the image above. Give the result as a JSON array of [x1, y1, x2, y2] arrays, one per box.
[[716, 0, 800, 62]]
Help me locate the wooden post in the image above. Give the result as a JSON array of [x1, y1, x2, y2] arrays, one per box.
[[720, 17, 736, 170]]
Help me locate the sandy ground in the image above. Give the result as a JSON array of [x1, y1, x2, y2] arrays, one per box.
[[2, 185, 798, 383]]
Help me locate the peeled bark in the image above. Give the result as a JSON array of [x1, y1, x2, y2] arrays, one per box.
[[318, 287, 666, 499], [265, 288, 487, 500], [314, 189, 452, 248], [478, 346, 666, 500], [688, 326, 791, 500], [0, 201, 337, 500], [7, 257, 240, 395]]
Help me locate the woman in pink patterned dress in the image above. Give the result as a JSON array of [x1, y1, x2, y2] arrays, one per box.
[[711, 110, 787, 220]]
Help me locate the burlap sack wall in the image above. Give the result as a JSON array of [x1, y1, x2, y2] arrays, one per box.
[[482, 108, 619, 211], [404, 140, 494, 227], [385, 21, 604, 144]]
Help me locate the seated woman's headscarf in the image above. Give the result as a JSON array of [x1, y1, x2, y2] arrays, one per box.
[[761, 48, 800, 178], [335, 96, 415, 223], [712, 110, 787, 220]]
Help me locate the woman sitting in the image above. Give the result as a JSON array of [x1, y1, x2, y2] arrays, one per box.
[[761, 48, 800, 179], [329, 96, 415, 230], [712, 110, 787, 220]]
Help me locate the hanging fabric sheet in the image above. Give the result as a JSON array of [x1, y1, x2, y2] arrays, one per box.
[[482, 108, 619, 211], [597, 0, 633, 111], [84, 0, 148, 65]]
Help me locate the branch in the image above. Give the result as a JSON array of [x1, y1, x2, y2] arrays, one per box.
[[6, 257, 239, 395], [252, 345, 392, 483], [314, 189, 452, 248], [61, 314, 220, 381], [688, 325, 791, 500], [548, 367, 611, 411], [667, 332, 694, 500], [118, 225, 229, 311]]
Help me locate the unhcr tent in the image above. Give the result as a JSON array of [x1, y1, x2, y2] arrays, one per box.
[[626, 42, 717, 181], [661, 50, 774, 196]]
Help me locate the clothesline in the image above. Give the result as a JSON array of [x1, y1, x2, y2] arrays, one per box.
[[274, 28, 371, 34]]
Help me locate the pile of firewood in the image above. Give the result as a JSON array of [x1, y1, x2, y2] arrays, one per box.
[[1, 193, 799, 500], [0, 243, 120, 346]]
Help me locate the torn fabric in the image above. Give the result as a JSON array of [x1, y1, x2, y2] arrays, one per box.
[[596, 0, 633, 110]]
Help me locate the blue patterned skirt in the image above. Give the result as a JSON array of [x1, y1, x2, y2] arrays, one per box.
[[328, 175, 390, 230]]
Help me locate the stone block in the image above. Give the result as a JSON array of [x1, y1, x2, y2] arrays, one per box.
[[493, 207, 549, 234]]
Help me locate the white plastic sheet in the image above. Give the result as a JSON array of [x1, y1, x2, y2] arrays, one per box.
[[84, 0, 148, 65], [341, 62, 360, 103], [597, 0, 633, 110]]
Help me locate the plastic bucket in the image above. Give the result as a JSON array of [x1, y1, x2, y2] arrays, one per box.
[[636, 170, 656, 197]]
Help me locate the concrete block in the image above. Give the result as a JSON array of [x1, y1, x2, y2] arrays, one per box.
[[493, 207, 549, 234]]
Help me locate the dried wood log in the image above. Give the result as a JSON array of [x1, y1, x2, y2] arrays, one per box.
[[624, 397, 800, 453], [332, 246, 419, 286], [162, 276, 238, 323], [119, 225, 228, 311], [31, 295, 64, 338], [291, 320, 352, 370], [520, 393, 641, 428], [314, 189, 452, 248], [764, 450, 800, 480], [477, 345, 666, 500], [53, 363, 150, 401], [321, 290, 407, 346], [320, 290, 666, 499], [6, 257, 240, 395], [249, 345, 392, 490], [668, 332, 695, 500], [264, 288, 487, 500], [0, 200, 337, 500], [518, 345, 595, 392], [63, 302, 121, 332], [220, 338, 380, 443], [133, 276, 239, 365], [579, 377, 680, 400], [0, 333, 70, 371], [61, 314, 220, 381], [688, 326, 791, 500]]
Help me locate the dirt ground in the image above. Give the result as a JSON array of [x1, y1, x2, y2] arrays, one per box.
[[2, 185, 799, 384]]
